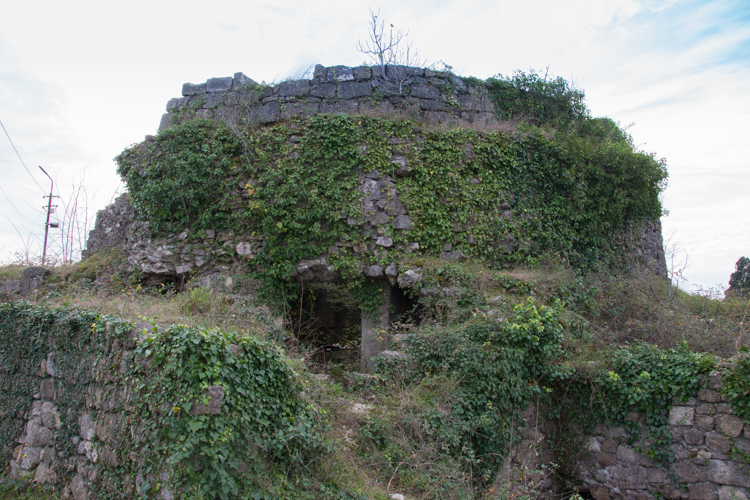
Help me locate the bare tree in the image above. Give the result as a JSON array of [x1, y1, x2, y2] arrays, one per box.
[[663, 234, 690, 305], [357, 8, 426, 95], [46, 169, 97, 264]]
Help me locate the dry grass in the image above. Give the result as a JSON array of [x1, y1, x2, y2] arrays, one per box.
[[0, 264, 25, 282]]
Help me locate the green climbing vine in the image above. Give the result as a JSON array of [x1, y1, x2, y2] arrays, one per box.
[[0, 302, 328, 499], [116, 108, 666, 313]]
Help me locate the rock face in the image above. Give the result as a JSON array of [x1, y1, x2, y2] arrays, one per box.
[[81, 193, 133, 258]]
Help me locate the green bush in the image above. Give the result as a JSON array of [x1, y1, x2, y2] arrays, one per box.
[[387, 298, 566, 484], [485, 69, 589, 126]]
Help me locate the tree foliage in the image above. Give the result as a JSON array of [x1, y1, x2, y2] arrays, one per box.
[[728, 256, 750, 297]]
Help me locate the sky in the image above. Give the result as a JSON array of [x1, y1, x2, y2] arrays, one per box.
[[0, 0, 747, 292]]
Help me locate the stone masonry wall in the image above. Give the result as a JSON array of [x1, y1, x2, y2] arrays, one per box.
[[158, 64, 497, 133], [576, 370, 749, 500], [6, 320, 154, 499]]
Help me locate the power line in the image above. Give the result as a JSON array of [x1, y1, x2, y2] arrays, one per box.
[[0, 117, 45, 192], [0, 184, 40, 226]]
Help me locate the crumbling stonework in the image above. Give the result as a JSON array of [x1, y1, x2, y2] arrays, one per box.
[[81, 193, 133, 258], [1, 267, 52, 296], [158, 65, 498, 133]]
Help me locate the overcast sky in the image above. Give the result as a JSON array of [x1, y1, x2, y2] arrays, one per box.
[[0, 0, 747, 292]]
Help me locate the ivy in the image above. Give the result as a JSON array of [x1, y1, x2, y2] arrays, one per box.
[[116, 112, 666, 312], [561, 343, 715, 465], [722, 354, 750, 424], [387, 298, 566, 485], [0, 302, 329, 499]]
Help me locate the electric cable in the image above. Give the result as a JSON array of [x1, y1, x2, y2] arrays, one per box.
[[0, 117, 45, 192]]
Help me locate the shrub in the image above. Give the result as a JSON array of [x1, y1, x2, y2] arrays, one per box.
[[728, 256, 750, 297]]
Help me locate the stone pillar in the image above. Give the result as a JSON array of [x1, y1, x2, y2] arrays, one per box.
[[360, 284, 392, 373]]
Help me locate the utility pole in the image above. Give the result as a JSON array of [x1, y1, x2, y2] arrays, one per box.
[[39, 166, 57, 266]]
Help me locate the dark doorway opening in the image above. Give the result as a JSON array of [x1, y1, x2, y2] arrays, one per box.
[[286, 283, 362, 371]]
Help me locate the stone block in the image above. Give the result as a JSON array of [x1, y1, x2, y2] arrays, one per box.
[[717, 404, 734, 414], [708, 460, 750, 487], [672, 443, 690, 460], [320, 99, 359, 114], [393, 215, 412, 230], [189, 385, 225, 416], [611, 463, 647, 489], [280, 100, 320, 120], [697, 415, 716, 431], [685, 429, 706, 445], [698, 404, 718, 415], [420, 99, 446, 111], [364, 265, 383, 277], [204, 93, 224, 108], [353, 66, 371, 79], [19, 446, 42, 469], [182, 82, 206, 96], [232, 72, 255, 89], [337, 81, 371, 98], [440, 251, 467, 262], [601, 438, 618, 454], [411, 84, 441, 100], [313, 64, 326, 79], [647, 468, 668, 484], [158, 113, 172, 132], [701, 390, 723, 403], [616, 444, 639, 465], [376, 237, 393, 247], [709, 372, 724, 390], [38, 377, 54, 400], [597, 452, 617, 466], [22, 420, 54, 447], [586, 437, 602, 452], [34, 461, 55, 484], [716, 415, 744, 438], [206, 77, 233, 93], [309, 83, 336, 98], [166, 97, 182, 111], [590, 485, 610, 500], [669, 406, 695, 426], [69, 474, 88, 500], [369, 211, 389, 225], [41, 402, 60, 430], [689, 482, 718, 500], [673, 460, 707, 483], [327, 65, 354, 82], [258, 101, 280, 123], [707, 432, 731, 454], [235, 242, 253, 256], [735, 438, 750, 456], [279, 79, 310, 97]]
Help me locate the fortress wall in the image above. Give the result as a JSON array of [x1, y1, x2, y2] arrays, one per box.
[[157, 64, 498, 133]]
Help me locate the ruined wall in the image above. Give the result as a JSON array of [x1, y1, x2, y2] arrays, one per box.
[[573, 370, 750, 500], [1, 303, 315, 499], [158, 64, 497, 133]]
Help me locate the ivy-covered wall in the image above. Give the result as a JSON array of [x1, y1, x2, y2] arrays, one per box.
[[0, 302, 323, 499], [113, 110, 666, 309]]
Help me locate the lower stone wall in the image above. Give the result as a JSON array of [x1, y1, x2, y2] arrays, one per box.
[[4, 311, 149, 499], [576, 372, 749, 500]]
